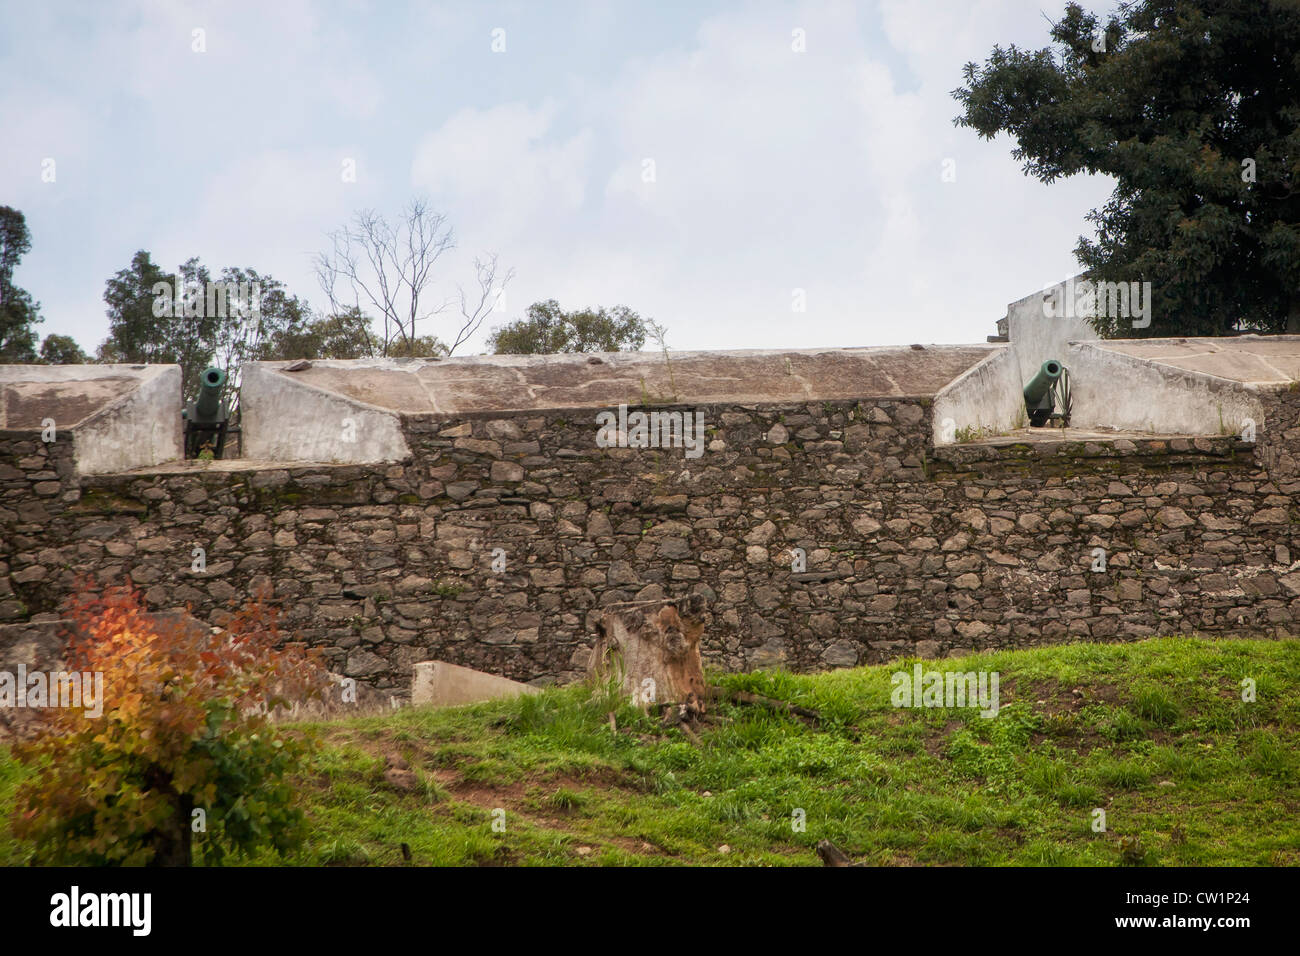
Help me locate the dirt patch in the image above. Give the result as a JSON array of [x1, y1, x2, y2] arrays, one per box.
[[433, 771, 528, 810], [922, 722, 963, 757], [1000, 677, 1104, 714]]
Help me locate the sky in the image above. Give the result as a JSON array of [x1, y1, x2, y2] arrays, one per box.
[[0, 0, 1120, 357]]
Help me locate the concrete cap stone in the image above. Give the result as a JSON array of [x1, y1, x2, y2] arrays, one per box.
[[260, 345, 1003, 414], [1091, 335, 1300, 386], [0, 365, 158, 429]]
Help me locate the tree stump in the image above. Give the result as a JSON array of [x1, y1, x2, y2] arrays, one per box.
[[589, 597, 706, 711]]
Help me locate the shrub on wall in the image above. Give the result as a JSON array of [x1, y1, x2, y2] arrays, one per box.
[[10, 584, 326, 865]]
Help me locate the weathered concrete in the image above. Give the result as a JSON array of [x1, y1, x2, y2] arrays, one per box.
[[1005, 276, 1098, 387], [410, 660, 540, 707], [1093, 335, 1300, 385], [0, 364, 182, 473], [240, 362, 410, 464], [258, 346, 1001, 416], [1067, 341, 1266, 437], [931, 346, 1024, 444], [75, 366, 184, 474], [962, 288, 1298, 439]]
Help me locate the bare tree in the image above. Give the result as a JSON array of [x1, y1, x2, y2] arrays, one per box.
[[313, 198, 514, 356], [451, 254, 512, 355]]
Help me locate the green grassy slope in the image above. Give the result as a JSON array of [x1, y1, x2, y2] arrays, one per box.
[[2, 636, 1296, 866]]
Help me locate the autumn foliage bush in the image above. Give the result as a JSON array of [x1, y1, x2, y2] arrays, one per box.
[[11, 584, 327, 865]]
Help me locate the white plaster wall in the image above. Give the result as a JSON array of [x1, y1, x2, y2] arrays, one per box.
[[241, 363, 410, 462], [0, 363, 183, 474], [74, 365, 184, 474], [1066, 342, 1265, 436], [931, 346, 1024, 444], [1006, 276, 1099, 386]]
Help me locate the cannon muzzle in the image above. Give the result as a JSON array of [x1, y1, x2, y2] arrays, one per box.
[[184, 366, 230, 458], [194, 366, 227, 422], [1024, 359, 1063, 427]]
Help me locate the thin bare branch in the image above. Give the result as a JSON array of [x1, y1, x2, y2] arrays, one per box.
[[448, 255, 515, 355], [315, 199, 510, 357]]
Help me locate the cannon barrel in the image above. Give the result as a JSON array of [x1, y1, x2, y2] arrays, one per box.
[[193, 366, 227, 423], [183, 367, 230, 458], [1024, 359, 1063, 427], [1024, 360, 1063, 405]]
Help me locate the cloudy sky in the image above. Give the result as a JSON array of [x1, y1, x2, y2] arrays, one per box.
[[1, 0, 1118, 356]]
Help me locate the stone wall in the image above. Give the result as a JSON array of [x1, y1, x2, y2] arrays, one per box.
[[3, 390, 1299, 691]]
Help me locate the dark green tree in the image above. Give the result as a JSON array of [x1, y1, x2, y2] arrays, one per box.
[[954, 0, 1300, 336], [102, 252, 227, 395], [264, 306, 379, 360], [0, 206, 43, 362], [101, 253, 315, 400], [388, 333, 449, 358], [38, 334, 89, 365], [210, 268, 308, 368], [99, 250, 188, 375], [168, 257, 222, 396], [486, 300, 649, 354]]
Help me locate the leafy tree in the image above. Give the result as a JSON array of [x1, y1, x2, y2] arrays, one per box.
[[11, 584, 325, 866], [99, 251, 219, 394], [100, 253, 316, 403], [38, 334, 89, 365], [0, 206, 42, 362], [487, 299, 649, 354], [388, 333, 449, 358], [210, 267, 308, 377], [954, 0, 1300, 336], [264, 306, 379, 360]]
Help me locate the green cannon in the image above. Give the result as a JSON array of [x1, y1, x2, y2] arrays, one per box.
[[1024, 359, 1064, 428], [183, 366, 230, 459]]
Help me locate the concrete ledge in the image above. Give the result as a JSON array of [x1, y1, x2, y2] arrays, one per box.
[[247, 347, 1002, 415], [410, 660, 541, 708]]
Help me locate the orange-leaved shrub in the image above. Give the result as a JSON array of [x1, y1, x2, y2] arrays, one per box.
[[11, 584, 327, 866]]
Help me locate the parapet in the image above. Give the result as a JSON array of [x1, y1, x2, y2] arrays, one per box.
[[0, 364, 181, 474], [240, 345, 1000, 463], [6, 335, 1299, 473]]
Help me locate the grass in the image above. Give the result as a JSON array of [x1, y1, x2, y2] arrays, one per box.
[[954, 424, 1008, 443], [431, 580, 464, 599], [0, 635, 1296, 866]]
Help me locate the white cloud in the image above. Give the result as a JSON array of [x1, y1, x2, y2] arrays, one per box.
[[4, 0, 1124, 355], [411, 101, 593, 245]]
